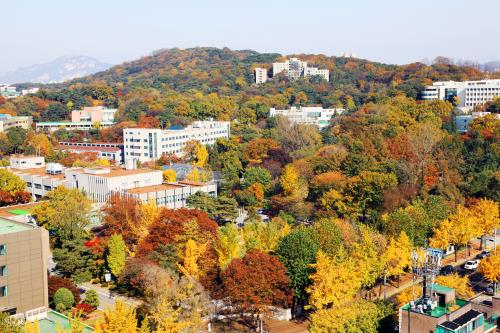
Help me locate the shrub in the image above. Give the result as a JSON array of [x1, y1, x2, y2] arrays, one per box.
[[84, 289, 99, 309], [74, 303, 94, 318], [48, 276, 81, 306], [54, 288, 75, 310], [55, 303, 66, 312]]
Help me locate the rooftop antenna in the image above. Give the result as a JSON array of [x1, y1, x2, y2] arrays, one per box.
[[411, 248, 443, 310]]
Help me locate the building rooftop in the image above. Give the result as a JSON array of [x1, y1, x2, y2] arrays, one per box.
[[0, 217, 32, 235], [125, 183, 183, 194], [10, 167, 65, 180], [81, 167, 159, 178], [38, 310, 94, 333], [0, 202, 43, 219], [55, 145, 121, 153]]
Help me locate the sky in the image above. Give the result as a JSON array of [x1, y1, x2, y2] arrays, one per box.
[[2, 0, 499, 72]]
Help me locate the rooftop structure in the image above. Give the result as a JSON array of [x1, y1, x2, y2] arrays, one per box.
[[9, 155, 45, 169], [421, 79, 500, 110], [0, 217, 49, 316], [0, 114, 33, 132], [272, 58, 329, 82], [123, 120, 230, 162], [269, 106, 344, 128]]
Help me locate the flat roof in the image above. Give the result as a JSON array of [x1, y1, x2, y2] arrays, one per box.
[[38, 310, 94, 333], [10, 167, 65, 180], [0, 217, 32, 235], [82, 167, 159, 178], [125, 183, 183, 194], [0, 202, 43, 218], [178, 180, 207, 187], [55, 145, 121, 153]]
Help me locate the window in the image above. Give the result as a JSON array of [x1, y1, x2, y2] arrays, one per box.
[[0, 265, 6, 277], [0, 245, 5, 255], [0, 286, 7, 297]]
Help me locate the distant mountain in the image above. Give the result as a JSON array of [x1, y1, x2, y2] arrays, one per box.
[[480, 61, 500, 73], [0, 56, 112, 84]]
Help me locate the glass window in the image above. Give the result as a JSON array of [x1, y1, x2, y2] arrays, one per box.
[[0, 245, 5, 255], [0, 286, 7, 297], [0, 266, 6, 277]]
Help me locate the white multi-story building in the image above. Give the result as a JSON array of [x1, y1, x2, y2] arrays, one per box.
[[269, 106, 344, 128], [0, 114, 32, 132], [124, 121, 230, 162], [9, 155, 45, 169], [421, 79, 500, 109], [0, 85, 19, 99], [8, 156, 216, 207], [272, 58, 329, 82], [254, 67, 268, 84]]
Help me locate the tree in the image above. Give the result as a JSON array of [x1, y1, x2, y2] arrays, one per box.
[[384, 231, 412, 287], [434, 273, 474, 299], [215, 223, 245, 269], [470, 198, 499, 249], [479, 250, 500, 292], [280, 164, 305, 197], [53, 238, 94, 283], [0, 169, 26, 194], [31, 186, 91, 240], [54, 288, 75, 310], [101, 194, 142, 248], [307, 250, 362, 310], [221, 250, 291, 313], [276, 227, 319, 311], [177, 238, 207, 278], [309, 300, 389, 333], [84, 289, 100, 309], [107, 234, 126, 278], [162, 169, 177, 182], [97, 300, 148, 333], [24, 132, 53, 156], [48, 275, 81, 306], [186, 192, 238, 223], [241, 167, 272, 189], [0, 311, 22, 333]]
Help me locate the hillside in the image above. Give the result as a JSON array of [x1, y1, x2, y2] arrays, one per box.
[[1, 47, 497, 125], [0, 55, 111, 84]]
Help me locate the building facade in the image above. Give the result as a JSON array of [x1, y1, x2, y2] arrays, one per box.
[[454, 112, 498, 133], [0, 86, 20, 99], [0, 217, 49, 316], [269, 106, 344, 128], [71, 106, 117, 123], [272, 58, 329, 81], [123, 121, 230, 162], [0, 114, 33, 133], [421, 79, 500, 109], [9, 156, 45, 169], [254, 67, 268, 84]]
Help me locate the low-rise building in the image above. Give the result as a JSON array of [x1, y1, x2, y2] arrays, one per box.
[[56, 142, 124, 164], [124, 180, 217, 209], [0, 85, 20, 99], [0, 217, 49, 316], [8, 156, 216, 208], [269, 106, 344, 128], [123, 121, 230, 163], [36, 106, 117, 132], [9, 155, 45, 169], [454, 112, 498, 133], [399, 284, 497, 333], [0, 114, 33, 132], [71, 106, 117, 123]]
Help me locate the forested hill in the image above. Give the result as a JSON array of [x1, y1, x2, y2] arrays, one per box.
[[2, 47, 497, 124], [70, 47, 489, 103]]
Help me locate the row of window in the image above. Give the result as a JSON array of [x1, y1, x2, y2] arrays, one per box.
[[26, 183, 52, 191]]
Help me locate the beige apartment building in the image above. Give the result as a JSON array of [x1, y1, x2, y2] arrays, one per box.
[[0, 217, 49, 315]]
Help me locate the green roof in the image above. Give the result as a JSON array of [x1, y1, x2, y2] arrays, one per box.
[[7, 209, 30, 215], [400, 285, 469, 318], [37, 310, 95, 333], [432, 284, 454, 293], [0, 218, 32, 235]]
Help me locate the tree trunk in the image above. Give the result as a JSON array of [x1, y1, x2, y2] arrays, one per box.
[[454, 245, 458, 262]]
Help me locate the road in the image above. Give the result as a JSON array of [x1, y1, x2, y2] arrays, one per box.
[[79, 282, 142, 311]]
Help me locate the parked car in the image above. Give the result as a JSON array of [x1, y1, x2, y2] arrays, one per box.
[[464, 259, 480, 270], [484, 284, 495, 295], [477, 250, 490, 259], [440, 265, 455, 276]]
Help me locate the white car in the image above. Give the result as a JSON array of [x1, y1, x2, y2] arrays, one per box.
[[464, 259, 480, 270]]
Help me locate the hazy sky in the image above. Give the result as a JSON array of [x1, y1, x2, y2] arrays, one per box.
[[2, 0, 499, 72]]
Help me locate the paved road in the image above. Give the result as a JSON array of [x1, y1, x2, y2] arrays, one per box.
[[79, 283, 141, 311]]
